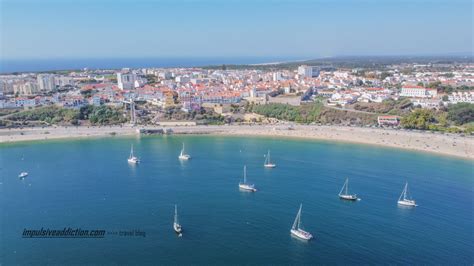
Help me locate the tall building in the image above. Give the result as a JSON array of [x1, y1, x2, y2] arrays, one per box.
[[117, 72, 137, 90], [13, 81, 39, 95], [298, 65, 320, 78], [37, 74, 56, 92], [55, 76, 74, 87], [158, 71, 172, 80], [272, 72, 283, 81], [0, 80, 14, 94]]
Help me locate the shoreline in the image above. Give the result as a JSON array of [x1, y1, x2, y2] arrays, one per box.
[[0, 125, 472, 160]]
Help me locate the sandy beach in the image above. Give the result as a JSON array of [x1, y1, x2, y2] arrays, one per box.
[[0, 124, 472, 160]]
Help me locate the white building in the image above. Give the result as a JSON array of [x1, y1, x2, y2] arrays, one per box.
[[377, 115, 400, 126], [15, 97, 38, 108], [175, 75, 190, 83], [117, 72, 137, 90], [272, 72, 284, 81], [134, 79, 145, 88], [448, 91, 474, 104], [37, 74, 56, 92], [411, 98, 442, 109], [0, 80, 14, 94], [328, 92, 358, 106], [0, 99, 16, 108], [158, 71, 172, 80], [298, 65, 320, 78], [13, 81, 38, 95], [400, 86, 438, 98], [55, 76, 75, 87]]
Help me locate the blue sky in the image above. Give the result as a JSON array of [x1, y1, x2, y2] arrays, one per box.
[[0, 0, 472, 59]]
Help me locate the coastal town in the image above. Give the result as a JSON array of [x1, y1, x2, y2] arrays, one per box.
[[0, 59, 473, 132], [2, 0, 474, 263]]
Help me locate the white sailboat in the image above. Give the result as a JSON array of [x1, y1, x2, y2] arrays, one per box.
[[178, 143, 191, 160], [263, 150, 276, 168], [127, 144, 139, 164], [173, 204, 183, 235], [18, 172, 28, 179], [19, 155, 28, 178], [338, 178, 358, 200], [398, 182, 417, 207], [290, 204, 313, 240], [239, 165, 257, 192]]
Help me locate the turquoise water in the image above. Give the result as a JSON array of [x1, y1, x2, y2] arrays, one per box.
[[0, 136, 473, 264]]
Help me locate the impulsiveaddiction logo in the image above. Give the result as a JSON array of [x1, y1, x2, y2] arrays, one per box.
[[22, 227, 106, 238], [22, 227, 147, 238]]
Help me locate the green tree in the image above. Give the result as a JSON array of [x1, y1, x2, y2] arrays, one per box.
[[401, 109, 435, 129], [437, 112, 448, 127], [447, 103, 474, 125], [380, 72, 392, 80]]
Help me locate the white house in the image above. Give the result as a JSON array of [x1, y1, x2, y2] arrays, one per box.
[[400, 86, 438, 98], [448, 91, 474, 104]]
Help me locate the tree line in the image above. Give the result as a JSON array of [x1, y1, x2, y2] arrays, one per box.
[[5, 105, 127, 126]]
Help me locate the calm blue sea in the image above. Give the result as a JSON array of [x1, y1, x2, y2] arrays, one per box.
[[0, 136, 472, 264], [0, 57, 303, 73]]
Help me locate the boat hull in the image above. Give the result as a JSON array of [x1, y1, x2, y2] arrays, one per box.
[[239, 184, 257, 192], [264, 164, 276, 168], [398, 200, 417, 207], [291, 229, 313, 240], [339, 194, 358, 201], [178, 155, 191, 160], [173, 223, 182, 234], [18, 173, 28, 178], [128, 157, 139, 164]]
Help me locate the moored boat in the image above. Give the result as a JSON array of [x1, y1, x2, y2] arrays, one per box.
[[178, 143, 191, 160], [264, 150, 276, 168], [398, 182, 417, 207], [338, 178, 358, 200], [290, 204, 313, 240], [18, 172, 28, 179], [127, 144, 140, 164], [239, 165, 257, 192], [173, 204, 183, 236]]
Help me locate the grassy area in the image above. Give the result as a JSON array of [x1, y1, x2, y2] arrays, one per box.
[[2, 105, 128, 126], [250, 102, 377, 125], [0, 108, 21, 117], [400, 103, 474, 133], [352, 98, 412, 116]]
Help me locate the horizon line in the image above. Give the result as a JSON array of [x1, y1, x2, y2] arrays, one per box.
[[1, 52, 473, 61]]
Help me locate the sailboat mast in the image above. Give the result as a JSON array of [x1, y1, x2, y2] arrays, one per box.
[[339, 179, 346, 195], [292, 204, 302, 230], [174, 205, 178, 224], [243, 165, 247, 184], [404, 183, 409, 200], [297, 204, 302, 229], [402, 183, 406, 200], [345, 178, 349, 195], [399, 182, 407, 201], [268, 150, 271, 164]]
